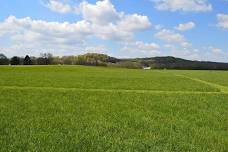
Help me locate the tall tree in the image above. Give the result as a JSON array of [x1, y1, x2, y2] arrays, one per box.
[[30, 56, 38, 65], [23, 55, 32, 65], [38, 53, 53, 65], [10, 56, 20, 65], [0, 53, 9, 65]]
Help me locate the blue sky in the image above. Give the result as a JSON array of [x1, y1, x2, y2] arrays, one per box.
[[0, 0, 228, 62]]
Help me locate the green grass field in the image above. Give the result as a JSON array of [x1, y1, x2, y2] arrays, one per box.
[[0, 66, 227, 152]]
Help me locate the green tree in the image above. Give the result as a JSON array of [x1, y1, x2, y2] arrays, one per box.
[[62, 56, 76, 65], [23, 55, 32, 65], [0, 53, 9, 65], [37, 53, 53, 65], [52, 56, 62, 65], [30, 56, 38, 65], [10, 56, 20, 65]]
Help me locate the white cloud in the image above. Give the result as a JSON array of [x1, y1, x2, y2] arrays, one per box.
[[134, 41, 160, 52], [0, 16, 91, 42], [152, 0, 212, 12], [44, 0, 152, 42], [117, 14, 152, 32], [121, 41, 160, 57], [0, 16, 92, 56], [156, 29, 198, 60], [45, 0, 73, 13], [0, 0, 153, 56], [91, 23, 133, 41], [209, 46, 224, 54], [78, 0, 151, 41], [79, 0, 121, 25], [164, 44, 200, 60], [154, 24, 164, 30], [175, 22, 195, 31], [217, 14, 228, 29], [203, 46, 228, 62], [84, 45, 107, 54], [155, 29, 186, 44], [162, 44, 228, 62]]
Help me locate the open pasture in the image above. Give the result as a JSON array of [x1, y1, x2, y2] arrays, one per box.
[[0, 66, 227, 151]]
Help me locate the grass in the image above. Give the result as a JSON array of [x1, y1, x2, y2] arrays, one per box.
[[0, 66, 219, 92], [0, 66, 227, 151], [166, 70, 228, 87]]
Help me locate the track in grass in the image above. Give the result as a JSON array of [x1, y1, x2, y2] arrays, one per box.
[[0, 85, 227, 95], [175, 74, 228, 94]]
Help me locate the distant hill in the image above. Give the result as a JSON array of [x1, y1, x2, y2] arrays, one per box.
[[72, 53, 228, 70], [1, 52, 228, 70], [120, 56, 228, 70]]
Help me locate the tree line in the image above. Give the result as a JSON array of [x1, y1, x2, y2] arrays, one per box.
[[0, 53, 119, 66], [0, 53, 54, 65], [1, 53, 228, 70]]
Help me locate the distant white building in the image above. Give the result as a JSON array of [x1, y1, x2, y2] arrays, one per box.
[[143, 67, 151, 70]]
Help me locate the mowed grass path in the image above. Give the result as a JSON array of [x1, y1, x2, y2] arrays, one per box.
[[0, 66, 227, 151]]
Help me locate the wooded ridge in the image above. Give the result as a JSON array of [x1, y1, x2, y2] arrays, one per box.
[[1, 53, 228, 70]]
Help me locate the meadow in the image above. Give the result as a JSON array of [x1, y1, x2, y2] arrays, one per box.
[[0, 66, 227, 151]]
